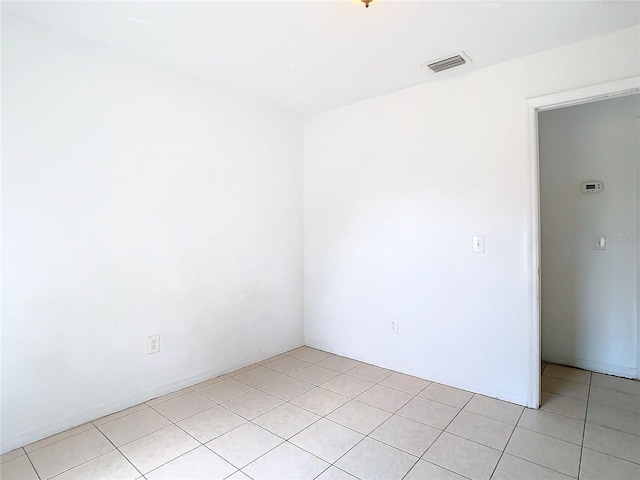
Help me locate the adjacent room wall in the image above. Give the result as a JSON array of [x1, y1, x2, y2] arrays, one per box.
[[539, 95, 639, 377], [1, 15, 303, 452], [303, 27, 640, 406]]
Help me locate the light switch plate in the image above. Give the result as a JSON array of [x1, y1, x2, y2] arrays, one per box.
[[472, 235, 485, 253]]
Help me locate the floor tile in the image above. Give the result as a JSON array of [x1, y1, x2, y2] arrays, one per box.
[[355, 384, 413, 412], [397, 397, 459, 430], [262, 356, 311, 374], [518, 408, 584, 445], [259, 352, 289, 364], [370, 415, 440, 457], [53, 450, 139, 480], [540, 391, 587, 420], [316, 355, 361, 373], [346, 363, 393, 383], [492, 453, 574, 480], [97, 408, 171, 447], [379, 372, 431, 395], [118, 425, 199, 474], [205, 423, 283, 468], [151, 391, 215, 422], [336, 437, 417, 480], [0, 455, 39, 480], [463, 395, 523, 425], [1, 448, 25, 464], [321, 374, 375, 398], [258, 376, 314, 401], [583, 422, 640, 463], [225, 364, 260, 376], [290, 418, 364, 463], [290, 387, 350, 416], [543, 364, 591, 385], [227, 471, 252, 480], [189, 375, 226, 390], [176, 405, 246, 443], [589, 386, 640, 413], [419, 383, 474, 408], [579, 447, 640, 480], [242, 442, 329, 480], [290, 365, 340, 385], [586, 402, 640, 436], [404, 459, 466, 480], [222, 390, 283, 420], [29, 428, 114, 479], [145, 446, 235, 480], [315, 465, 358, 480], [505, 427, 581, 477], [93, 404, 148, 426], [423, 432, 500, 480], [253, 403, 320, 439], [445, 410, 514, 450], [231, 366, 284, 388], [591, 373, 640, 396], [24, 423, 95, 453], [288, 347, 333, 364], [146, 388, 192, 406], [542, 376, 590, 401], [198, 379, 253, 403], [327, 400, 392, 434]]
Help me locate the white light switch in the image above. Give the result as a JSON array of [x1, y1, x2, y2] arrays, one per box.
[[593, 235, 607, 251], [472, 235, 485, 253]]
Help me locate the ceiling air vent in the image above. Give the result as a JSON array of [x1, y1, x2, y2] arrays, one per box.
[[424, 52, 471, 74]]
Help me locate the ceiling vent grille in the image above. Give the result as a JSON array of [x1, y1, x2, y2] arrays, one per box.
[[426, 54, 467, 73]]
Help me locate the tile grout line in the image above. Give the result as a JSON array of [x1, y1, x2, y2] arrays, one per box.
[[487, 407, 525, 479], [576, 372, 593, 479]]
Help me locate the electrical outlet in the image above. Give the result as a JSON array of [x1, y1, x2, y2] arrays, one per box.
[[391, 320, 399, 334], [148, 335, 160, 354]]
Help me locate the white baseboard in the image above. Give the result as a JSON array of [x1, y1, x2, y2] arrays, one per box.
[[543, 355, 637, 379]]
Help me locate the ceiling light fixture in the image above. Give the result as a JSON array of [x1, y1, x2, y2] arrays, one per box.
[[361, 0, 373, 8]]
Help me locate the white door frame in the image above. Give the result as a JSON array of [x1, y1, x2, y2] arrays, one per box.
[[526, 76, 640, 409]]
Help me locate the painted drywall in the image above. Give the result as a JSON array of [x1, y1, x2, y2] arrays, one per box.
[[304, 26, 640, 406], [539, 95, 639, 377], [1, 15, 303, 453]]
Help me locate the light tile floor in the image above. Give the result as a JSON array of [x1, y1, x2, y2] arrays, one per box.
[[1, 347, 639, 480]]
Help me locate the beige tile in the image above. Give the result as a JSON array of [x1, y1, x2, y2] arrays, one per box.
[[336, 437, 417, 480], [327, 400, 392, 435], [540, 391, 587, 420], [423, 432, 500, 480], [151, 391, 215, 422], [1, 448, 25, 464], [243, 442, 329, 480], [380, 372, 431, 395], [253, 404, 320, 439], [586, 402, 640, 436], [290, 418, 364, 463], [355, 385, 413, 412], [370, 415, 440, 457], [542, 376, 590, 401], [315, 466, 358, 480], [0, 455, 39, 480], [544, 364, 591, 385], [589, 386, 640, 413], [118, 425, 199, 474], [176, 406, 246, 443], [146, 388, 192, 406], [505, 427, 581, 477], [591, 373, 640, 396], [288, 347, 333, 364], [259, 352, 289, 364], [225, 364, 259, 376], [262, 356, 311, 374], [446, 410, 514, 450], [419, 383, 473, 408], [290, 365, 340, 385], [53, 450, 139, 480], [29, 428, 114, 479], [321, 374, 374, 398], [93, 404, 148, 426], [198, 378, 253, 403], [346, 363, 393, 383], [316, 355, 361, 373], [290, 387, 350, 416], [492, 454, 574, 480], [97, 408, 171, 447], [463, 395, 523, 425], [583, 423, 640, 463], [145, 446, 236, 480], [189, 375, 226, 390], [258, 376, 314, 401], [231, 366, 284, 388], [397, 397, 459, 430], [405, 459, 466, 480], [222, 390, 283, 420], [518, 408, 584, 445], [205, 423, 282, 468], [24, 423, 94, 453], [579, 447, 640, 480]]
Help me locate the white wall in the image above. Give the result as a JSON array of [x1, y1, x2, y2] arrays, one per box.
[[304, 26, 640, 406], [539, 95, 639, 377], [1, 15, 303, 453]]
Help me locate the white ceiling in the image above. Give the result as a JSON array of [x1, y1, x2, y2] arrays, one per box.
[[3, 1, 639, 115]]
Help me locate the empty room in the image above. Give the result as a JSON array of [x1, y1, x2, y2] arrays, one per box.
[[1, 1, 639, 479]]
